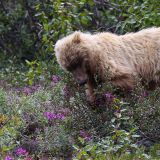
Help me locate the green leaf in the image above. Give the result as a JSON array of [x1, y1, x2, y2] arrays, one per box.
[[73, 145, 79, 151]]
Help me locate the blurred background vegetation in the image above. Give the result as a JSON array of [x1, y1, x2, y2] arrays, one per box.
[[0, 0, 159, 61]]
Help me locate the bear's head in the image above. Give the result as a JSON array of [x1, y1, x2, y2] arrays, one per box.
[[55, 31, 94, 86]]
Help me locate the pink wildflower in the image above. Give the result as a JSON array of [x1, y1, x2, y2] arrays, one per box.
[[31, 85, 40, 91], [44, 112, 56, 120], [24, 157, 33, 160], [23, 87, 32, 95], [105, 92, 114, 102], [141, 91, 149, 98], [44, 112, 65, 120], [5, 156, 13, 160], [22, 85, 40, 95], [16, 147, 28, 156], [56, 113, 65, 120], [80, 130, 92, 141], [51, 75, 61, 83]]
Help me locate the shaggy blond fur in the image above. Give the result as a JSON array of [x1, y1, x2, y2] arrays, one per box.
[[55, 28, 160, 102]]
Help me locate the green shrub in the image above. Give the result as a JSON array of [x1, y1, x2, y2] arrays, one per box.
[[1, 0, 159, 60], [131, 89, 160, 141], [0, 88, 6, 110]]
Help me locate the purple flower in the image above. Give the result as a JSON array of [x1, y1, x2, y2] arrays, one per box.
[[31, 85, 40, 91], [51, 75, 61, 83], [141, 91, 149, 98], [44, 112, 65, 120], [56, 113, 65, 120], [105, 92, 114, 102], [44, 112, 56, 120], [15, 88, 21, 93], [138, 91, 149, 102], [80, 130, 92, 141], [16, 147, 28, 156], [24, 157, 33, 160], [22, 85, 40, 95], [23, 87, 32, 95], [5, 156, 13, 160]]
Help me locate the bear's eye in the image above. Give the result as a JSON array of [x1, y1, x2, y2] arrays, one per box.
[[67, 63, 78, 72], [67, 58, 82, 71], [67, 66, 74, 72]]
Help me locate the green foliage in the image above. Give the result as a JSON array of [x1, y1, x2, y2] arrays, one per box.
[[0, 88, 23, 156], [130, 89, 160, 141], [111, 0, 160, 33], [0, 88, 6, 109], [25, 60, 43, 85], [149, 144, 160, 159], [72, 102, 145, 160], [0, 115, 22, 155], [0, 0, 36, 59], [1, 72, 160, 159], [1, 0, 159, 60], [73, 142, 150, 160], [34, 0, 94, 60]]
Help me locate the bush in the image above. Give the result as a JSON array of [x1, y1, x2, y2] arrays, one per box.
[[1, 0, 160, 60], [132, 89, 160, 141]]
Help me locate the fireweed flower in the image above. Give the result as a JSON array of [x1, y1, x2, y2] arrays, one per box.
[[24, 157, 33, 160], [105, 92, 115, 102], [56, 113, 65, 120], [5, 156, 13, 160], [31, 85, 40, 92], [23, 87, 32, 95], [141, 91, 149, 98], [16, 147, 28, 156], [22, 85, 40, 95], [44, 112, 65, 120], [51, 75, 61, 83], [138, 91, 149, 102], [44, 112, 57, 120], [80, 130, 92, 141]]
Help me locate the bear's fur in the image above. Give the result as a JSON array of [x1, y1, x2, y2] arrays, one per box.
[[55, 28, 160, 103]]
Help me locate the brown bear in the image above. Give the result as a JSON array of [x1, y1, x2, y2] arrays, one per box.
[[55, 28, 160, 103]]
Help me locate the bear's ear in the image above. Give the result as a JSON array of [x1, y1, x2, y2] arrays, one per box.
[[72, 31, 81, 43]]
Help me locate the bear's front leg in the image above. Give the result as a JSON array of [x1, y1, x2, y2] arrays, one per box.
[[85, 80, 95, 104]]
